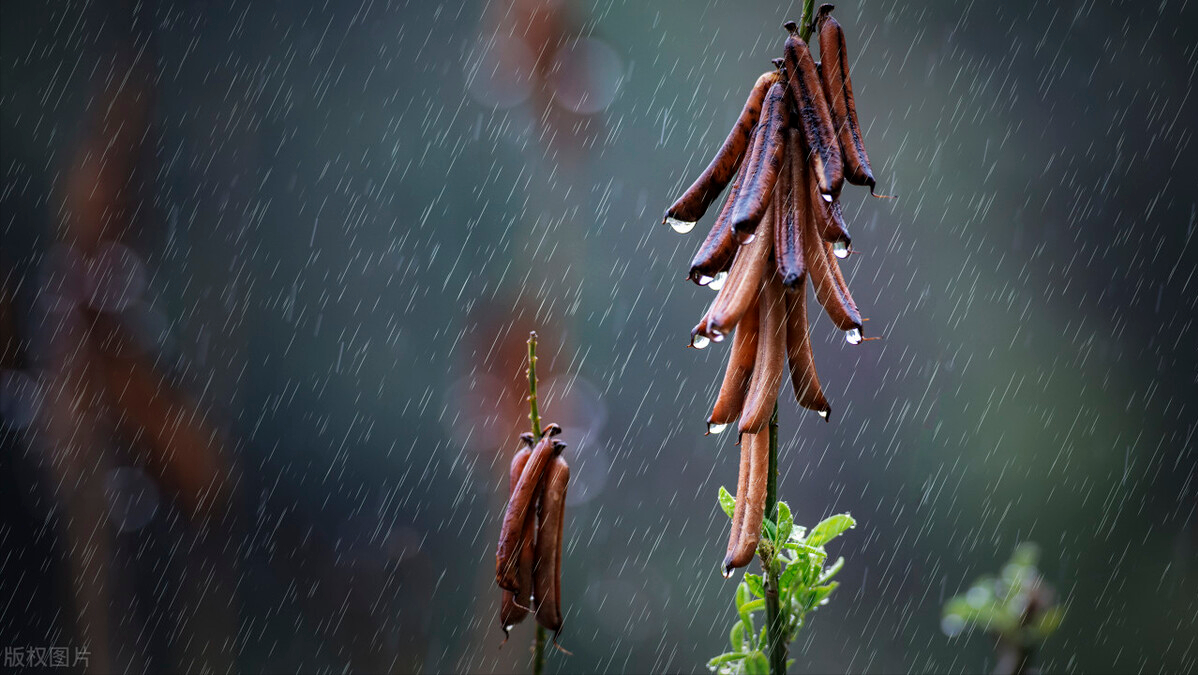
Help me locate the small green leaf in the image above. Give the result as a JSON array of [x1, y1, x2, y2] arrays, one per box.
[[780, 559, 803, 592], [761, 518, 777, 542], [817, 556, 845, 584], [718, 487, 736, 519], [744, 651, 769, 675], [776, 501, 794, 545], [730, 621, 746, 650], [742, 598, 766, 614], [809, 581, 839, 608], [744, 573, 765, 598], [736, 582, 750, 610], [806, 513, 856, 547], [707, 652, 747, 668]]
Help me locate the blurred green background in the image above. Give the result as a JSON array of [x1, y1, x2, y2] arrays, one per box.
[[2, 1, 1196, 673]]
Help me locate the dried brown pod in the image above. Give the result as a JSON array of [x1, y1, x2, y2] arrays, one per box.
[[738, 271, 786, 434], [775, 129, 807, 288], [723, 427, 769, 572], [730, 81, 790, 240], [797, 152, 862, 333], [665, 71, 780, 228], [688, 159, 750, 286], [784, 278, 832, 418], [496, 433, 565, 591], [533, 455, 569, 633], [708, 291, 760, 428], [782, 21, 844, 199], [499, 446, 534, 634], [816, 4, 877, 191], [706, 199, 775, 339]]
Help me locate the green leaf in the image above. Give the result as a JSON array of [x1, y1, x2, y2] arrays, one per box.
[[744, 573, 765, 598], [780, 559, 803, 592], [730, 621, 746, 650], [718, 487, 736, 519], [776, 501, 794, 545], [742, 598, 766, 614], [817, 556, 845, 584], [761, 518, 777, 542], [736, 582, 750, 611], [809, 581, 839, 608], [707, 652, 747, 668], [744, 651, 769, 675], [806, 513, 856, 547]]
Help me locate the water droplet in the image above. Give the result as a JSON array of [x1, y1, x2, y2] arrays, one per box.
[[822, 193, 833, 203], [708, 271, 728, 291], [666, 217, 696, 234], [721, 567, 734, 579], [941, 614, 966, 637], [832, 240, 850, 258], [697, 274, 715, 286], [708, 422, 728, 435], [692, 334, 711, 350], [817, 410, 829, 419], [734, 230, 756, 245], [710, 329, 725, 343], [845, 328, 863, 345]]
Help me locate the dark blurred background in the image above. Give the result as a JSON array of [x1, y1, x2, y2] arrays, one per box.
[[2, 1, 1196, 673]]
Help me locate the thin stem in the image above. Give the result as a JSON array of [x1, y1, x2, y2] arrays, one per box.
[[527, 332, 546, 675], [762, 402, 786, 675], [799, 0, 817, 42], [528, 332, 542, 438]]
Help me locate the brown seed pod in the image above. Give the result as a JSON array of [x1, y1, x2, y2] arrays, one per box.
[[665, 71, 780, 227], [825, 240, 862, 332], [708, 290, 759, 428], [499, 446, 534, 634], [723, 427, 770, 572], [797, 151, 862, 333], [723, 431, 754, 575], [782, 22, 844, 199], [784, 277, 832, 419], [706, 199, 775, 339], [688, 157, 750, 285], [738, 271, 786, 434], [533, 455, 569, 633], [496, 434, 564, 591], [776, 129, 807, 288], [730, 81, 789, 240], [816, 4, 877, 191]]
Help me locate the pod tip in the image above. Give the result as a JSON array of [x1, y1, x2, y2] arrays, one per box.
[[543, 423, 563, 437], [783, 20, 798, 34], [781, 271, 806, 289], [519, 432, 536, 447]]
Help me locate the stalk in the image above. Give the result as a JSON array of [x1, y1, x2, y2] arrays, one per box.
[[527, 331, 547, 675], [762, 402, 785, 675]]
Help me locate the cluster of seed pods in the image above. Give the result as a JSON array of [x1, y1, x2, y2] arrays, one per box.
[[663, 6, 885, 573], [495, 424, 569, 638]]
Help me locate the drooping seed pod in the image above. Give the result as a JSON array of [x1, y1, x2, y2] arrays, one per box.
[[707, 199, 776, 339], [776, 129, 807, 289], [784, 277, 832, 419], [738, 271, 786, 434], [708, 290, 759, 428], [533, 455, 569, 633], [782, 21, 843, 200], [730, 81, 789, 240], [723, 432, 753, 576], [816, 4, 876, 191], [499, 444, 535, 634], [723, 427, 769, 572], [665, 71, 781, 228], [496, 434, 565, 591], [689, 158, 750, 286], [796, 148, 862, 333]]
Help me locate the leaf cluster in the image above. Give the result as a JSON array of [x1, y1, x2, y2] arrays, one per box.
[[941, 543, 1063, 647], [709, 488, 855, 674]]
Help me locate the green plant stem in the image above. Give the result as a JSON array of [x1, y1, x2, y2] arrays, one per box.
[[527, 332, 546, 675], [762, 402, 786, 675], [799, 0, 817, 42]]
